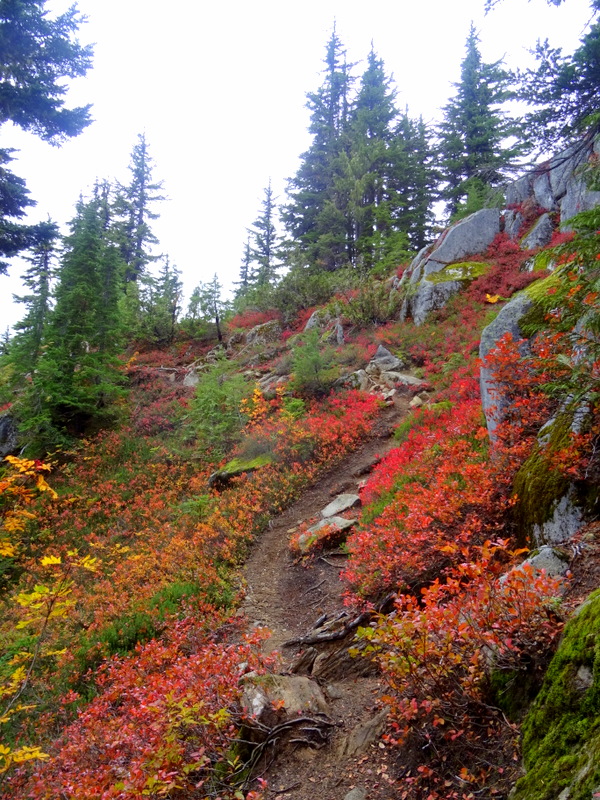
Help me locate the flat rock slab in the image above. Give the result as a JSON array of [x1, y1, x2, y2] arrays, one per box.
[[308, 515, 356, 535], [337, 709, 389, 757], [241, 674, 329, 724], [321, 493, 361, 518]]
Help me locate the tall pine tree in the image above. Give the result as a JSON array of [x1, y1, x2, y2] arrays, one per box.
[[113, 133, 164, 282], [30, 186, 125, 442], [248, 179, 281, 286], [283, 25, 354, 271], [438, 24, 519, 217]]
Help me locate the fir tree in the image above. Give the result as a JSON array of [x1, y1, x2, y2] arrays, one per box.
[[518, 17, 600, 150], [234, 237, 252, 299], [438, 24, 519, 217], [30, 188, 125, 441], [137, 258, 182, 345], [190, 274, 227, 343], [113, 133, 165, 282], [0, 0, 92, 269], [11, 220, 58, 375], [283, 25, 355, 271], [248, 180, 281, 286]]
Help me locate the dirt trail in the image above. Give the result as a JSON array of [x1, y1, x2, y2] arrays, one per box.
[[240, 398, 409, 800]]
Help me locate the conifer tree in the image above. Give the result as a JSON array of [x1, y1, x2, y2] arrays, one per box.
[[518, 17, 600, 149], [113, 133, 165, 282], [137, 258, 182, 345], [0, 0, 92, 270], [234, 237, 252, 299], [10, 220, 58, 375], [248, 180, 281, 286], [30, 187, 125, 441], [283, 26, 355, 271], [438, 25, 518, 217], [190, 274, 227, 343]]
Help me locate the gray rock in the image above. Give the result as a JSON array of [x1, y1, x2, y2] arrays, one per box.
[[560, 174, 600, 228], [504, 209, 525, 239], [344, 790, 367, 800], [379, 371, 425, 389], [422, 208, 500, 275], [506, 174, 534, 206], [521, 545, 570, 577], [409, 395, 424, 408], [246, 319, 283, 345], [304, 308, 332, 331], [532, 169, 556, 210], [533, 490, 583, 545], [321, 494, 361, 518], [479, 293, 533, 440], [521, 212, 555, 250], [0, 414, 18, 458], [241, 674, 329, 723], [295, 516, 356, 553], [337, 709, 389, 757], [573, 664, 594, 692], [182, 369, 200, 387], [411, 279, 463, 325]]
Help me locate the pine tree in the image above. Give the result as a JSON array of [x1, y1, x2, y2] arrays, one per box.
[[248, 180, 281, 286], [518, 17, 600, 150], [234, 237, 252, 299], [346, 46, 395, 269], [0, 0, 92, 269], [137, 258, 182, 345], [31, 188, 125, 440], [438, 25, 519, 217], [283, 25, 354, 271], [190, 274, 227, 343], [11, 220, 58, 375], [113, 133, 165, 282]]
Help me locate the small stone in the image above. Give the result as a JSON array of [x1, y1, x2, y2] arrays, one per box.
[[325, 684, 344, 700], [344, 787, 367, 800], [321, 494, 361, 518], [409, 395, 423, 408]]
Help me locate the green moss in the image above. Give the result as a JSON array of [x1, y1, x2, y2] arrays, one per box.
[[222, 453, 273, 474], [512, 411, 574, 547], [427, 260, 490, 284], [512, 590, 600, 800]]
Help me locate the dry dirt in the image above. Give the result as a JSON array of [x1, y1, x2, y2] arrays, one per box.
[[239, 398, 411, 800]]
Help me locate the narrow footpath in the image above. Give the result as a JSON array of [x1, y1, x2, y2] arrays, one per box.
[[240, 398, 409, 800]]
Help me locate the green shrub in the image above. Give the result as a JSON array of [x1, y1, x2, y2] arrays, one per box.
[[290, 329, 338, 397]]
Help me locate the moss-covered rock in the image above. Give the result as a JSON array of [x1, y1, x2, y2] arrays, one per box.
[[512, 590, 600, 800], [208, 453, 273, 489], [426, 260, 489, 284], [512, 409, 582, 547]]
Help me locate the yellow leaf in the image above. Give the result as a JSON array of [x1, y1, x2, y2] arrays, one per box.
[[0, 540, 16, 557], [35, 475, 58, 499], [485, 293, 501, 304], [40, 555, 62, 566]]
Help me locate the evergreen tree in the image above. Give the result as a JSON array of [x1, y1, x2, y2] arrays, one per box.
[[348, 45, 398, 270], [518, 17, 600, 150], [113, 133, 165, 282], [0, 0, 92, 269], [248, 180, 281, 286], [11, 220, 58, 375], [283, 25, 355, 271], [137, 258, 182, 345], [190, 274, 227, 343], [438, 25, 519, 217], [30, 188, 125, 441], [234, 237, 252, 299]]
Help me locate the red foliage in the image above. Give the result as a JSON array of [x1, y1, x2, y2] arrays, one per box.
[[228, 309, 282, 330]]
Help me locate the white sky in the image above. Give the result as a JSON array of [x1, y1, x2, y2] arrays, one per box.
[[0, 0, 595, 331]]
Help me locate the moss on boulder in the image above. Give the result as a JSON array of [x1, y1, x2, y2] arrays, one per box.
[[426, 260, 489, 284], [512, 590, 600, 800]]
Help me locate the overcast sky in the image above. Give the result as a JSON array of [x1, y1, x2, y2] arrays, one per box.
[[0, 0, 594, 331]]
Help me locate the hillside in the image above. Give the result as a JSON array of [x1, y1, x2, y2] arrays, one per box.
[[1, 136, 600, 800]]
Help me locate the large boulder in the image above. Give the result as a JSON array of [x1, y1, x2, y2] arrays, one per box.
[[521, 212, 555, 250], [0, 414, 18, 458], [479, 293, 533, 440], [401, 209, 500, 325], [421, 209, 500, 276], [246, 319, 283, 345]]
